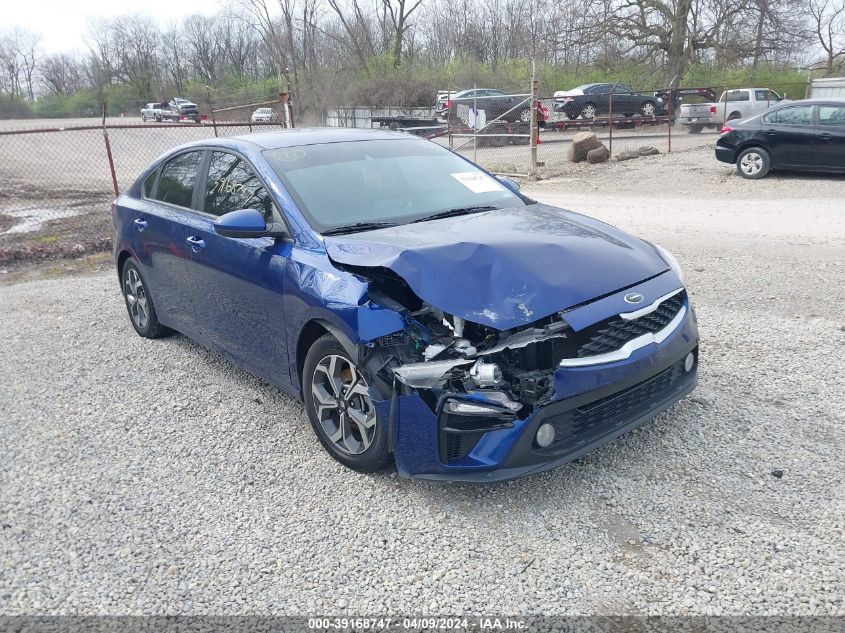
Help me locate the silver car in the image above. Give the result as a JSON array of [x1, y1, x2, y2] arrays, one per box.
[[251, 108, 275, 122]]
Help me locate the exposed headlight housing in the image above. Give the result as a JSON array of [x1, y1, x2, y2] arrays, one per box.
[[654, 244, 684, 282]]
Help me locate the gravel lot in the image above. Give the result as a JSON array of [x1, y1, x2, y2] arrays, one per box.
[[1, 145, 844, 616]]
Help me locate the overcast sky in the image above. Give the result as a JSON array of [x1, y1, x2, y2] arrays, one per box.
[[5, 0, 221, 54]]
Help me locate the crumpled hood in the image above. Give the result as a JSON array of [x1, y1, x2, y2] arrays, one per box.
[[325, 204, 668, 329]]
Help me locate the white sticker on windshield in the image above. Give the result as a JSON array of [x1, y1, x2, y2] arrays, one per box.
[[451, 171, 506, 194]]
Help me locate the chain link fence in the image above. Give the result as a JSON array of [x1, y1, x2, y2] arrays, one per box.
[[0, 80, 811, 267], [0, 113, 285, 266]]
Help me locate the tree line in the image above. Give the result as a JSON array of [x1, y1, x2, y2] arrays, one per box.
[[0, 0, 842, 118]]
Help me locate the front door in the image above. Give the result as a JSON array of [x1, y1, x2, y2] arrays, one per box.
[[816, 104, 845, 171], [183, 150, 293, 386], [133, 150, 205, 334]]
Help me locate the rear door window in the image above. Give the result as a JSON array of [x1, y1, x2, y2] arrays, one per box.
[[153, 151, 204, 208], [722, 90, 750, 102], [819, 106, 845, 126], [204, 151, 275, 220], [763, 106, 813, 125]]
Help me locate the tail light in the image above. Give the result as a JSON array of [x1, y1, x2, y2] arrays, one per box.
[[710, 105, 717, 114], [445, 99, 453, 110], [719, 125, 733, 135]]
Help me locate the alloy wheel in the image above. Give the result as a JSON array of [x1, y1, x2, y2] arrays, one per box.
[[642, 102, 656, 116], [740, 152, 764, 176], [123, 267, 149, 329], [520, 108, 532, 122], [311, 354, 377, 455], [581, 104, 596, 119]]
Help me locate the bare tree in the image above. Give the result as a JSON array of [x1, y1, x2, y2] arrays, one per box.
[[808, 0, 845, 74], [39, 53, 84, 95], [382, 0, 423, 66]]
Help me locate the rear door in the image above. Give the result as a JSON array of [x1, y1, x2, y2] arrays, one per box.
[[816, 104, 845, 170], [182, 150, 293, 385], [760, 105, 817, 168], [588, 84, 612, 116], [133, 150, 205, 334]]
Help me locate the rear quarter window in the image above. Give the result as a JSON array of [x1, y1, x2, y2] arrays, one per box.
[[153, 151, 204, 208], [763, 106, 813, 125]]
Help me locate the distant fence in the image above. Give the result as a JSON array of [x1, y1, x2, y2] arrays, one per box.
[[0, 114, 286, 266]]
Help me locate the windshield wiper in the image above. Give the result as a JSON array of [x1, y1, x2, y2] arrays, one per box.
[[411, 206, 497, 223], [321, 221, 398, 236]]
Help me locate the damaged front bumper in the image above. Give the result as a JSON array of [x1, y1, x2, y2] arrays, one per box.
[[376, 305, 699, 482]]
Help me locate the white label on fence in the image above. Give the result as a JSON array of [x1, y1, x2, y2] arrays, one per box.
[[451, 171, 505, 193]]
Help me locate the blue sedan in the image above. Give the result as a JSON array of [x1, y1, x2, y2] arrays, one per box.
[[113, 128, 699, 481]]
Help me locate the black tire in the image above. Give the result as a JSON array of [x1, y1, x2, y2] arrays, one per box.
[[641, 101, 657, 117], [513, 124, 530, 145], [736, 146, 771, 179], [687, 125, 704, 134], [519, 108, 532, 123], [485, 125, 508, 147], [121, 258, 173, 339], [727, 112, 742, 122], [155, 114, 162, 122], [303, 334, 391, 473]]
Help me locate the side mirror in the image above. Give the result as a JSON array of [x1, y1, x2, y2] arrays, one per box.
[[497, 177, 521, 193], [213, 208, 286, 239]]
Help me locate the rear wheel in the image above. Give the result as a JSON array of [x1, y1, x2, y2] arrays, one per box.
[[687, 125, 704, 134], [485, 125, 508, 147], [519, 108, 532, 122], [580, 103, 597, 119], [121, 258, 172, 338], [303, 335, 391, 472], [736, 146, 771, 179]]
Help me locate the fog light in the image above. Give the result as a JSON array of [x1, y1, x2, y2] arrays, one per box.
[[536, 423, 555, 448], [684, 352, 695, 372]]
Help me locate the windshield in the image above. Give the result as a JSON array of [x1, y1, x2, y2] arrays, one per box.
[[264, 138, 525, 233]]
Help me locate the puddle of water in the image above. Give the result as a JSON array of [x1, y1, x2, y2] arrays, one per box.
[[1, 207, 83, 235]]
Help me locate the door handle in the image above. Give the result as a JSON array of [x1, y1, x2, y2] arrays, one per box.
[[765, 129, 778, 136], [134, 218, 148, 231], [818, 133, 832, 141], [186, 236, 206, 252]]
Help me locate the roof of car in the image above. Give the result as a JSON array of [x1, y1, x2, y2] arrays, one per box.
[[230, 127, 415, 150]]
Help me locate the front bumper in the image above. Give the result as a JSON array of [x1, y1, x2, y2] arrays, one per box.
[[383, 303, 699, 482]]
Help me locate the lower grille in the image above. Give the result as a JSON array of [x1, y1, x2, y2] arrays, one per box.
[[545, 357, 688, 450], [577, 291, 685, 357]]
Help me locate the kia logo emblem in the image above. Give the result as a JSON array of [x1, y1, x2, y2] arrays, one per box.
[[624, 292, 645, 304]]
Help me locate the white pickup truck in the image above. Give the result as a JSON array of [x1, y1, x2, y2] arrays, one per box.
[[679, 88, 787, 133]]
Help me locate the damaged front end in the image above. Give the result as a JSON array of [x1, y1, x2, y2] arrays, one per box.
[[347, 263, 698, 481]]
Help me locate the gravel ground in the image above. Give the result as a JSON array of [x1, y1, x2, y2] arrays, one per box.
[[1, 146, 844, 616]]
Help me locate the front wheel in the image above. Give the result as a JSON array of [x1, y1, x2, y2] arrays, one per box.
[[303, 334, 391, 472], [641, 101, 656, 117], [736, 147, 771, 179]]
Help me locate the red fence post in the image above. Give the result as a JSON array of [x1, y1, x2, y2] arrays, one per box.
[[102, 102, 119, 198]]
